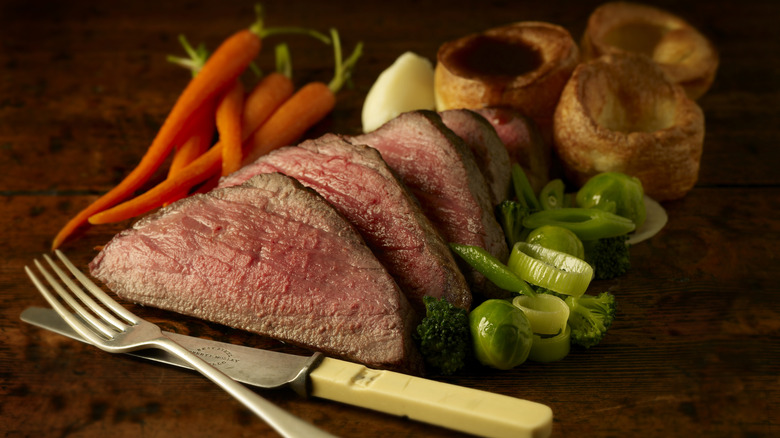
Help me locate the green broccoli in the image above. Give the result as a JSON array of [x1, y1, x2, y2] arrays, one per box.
[[582, 235, 631, 280], [565, 291, 617, 348], [414, 296, 471, 375], [533, 288, 617, 348]]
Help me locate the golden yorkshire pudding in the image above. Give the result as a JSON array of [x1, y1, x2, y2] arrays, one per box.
[[434, 21, 579, 128], [552, 53, 704, 201], [581, 1, 719, 100]]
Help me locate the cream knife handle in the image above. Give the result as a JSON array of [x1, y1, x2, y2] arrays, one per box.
[[309, 358, 553, 438]]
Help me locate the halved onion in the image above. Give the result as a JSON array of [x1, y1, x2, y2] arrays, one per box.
[[361, 51, 436, 133]]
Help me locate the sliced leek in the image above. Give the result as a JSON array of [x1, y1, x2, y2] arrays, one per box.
[[529, 325, 571, 363], [512, 294, 570, 335], [507, 242, 593, 297]]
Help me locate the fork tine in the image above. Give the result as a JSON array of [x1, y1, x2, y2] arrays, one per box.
[[54, 249, 139, 325], [25, 263, 114, 345], [42, 254, 127, 332]]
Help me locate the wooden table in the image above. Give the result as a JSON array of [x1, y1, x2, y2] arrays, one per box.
[[2, 0, 778, 436]]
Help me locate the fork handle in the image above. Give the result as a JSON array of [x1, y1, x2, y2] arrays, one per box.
[[154, 336, 337, 438]]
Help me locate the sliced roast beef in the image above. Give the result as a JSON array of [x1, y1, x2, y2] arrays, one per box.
[[350, 110, 508, 298], [89, 173, 423, 374], [476, 107, 551, 193], [440, 109, 512, 206], [219, 134, 471, 313]]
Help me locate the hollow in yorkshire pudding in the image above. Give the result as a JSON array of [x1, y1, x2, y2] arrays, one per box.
[[552, 53, 704, 201], [434, 21, 579, 127], [581, 1, 719, 100]]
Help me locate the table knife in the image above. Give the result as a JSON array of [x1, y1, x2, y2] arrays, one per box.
[[21, 306, 552, 438]]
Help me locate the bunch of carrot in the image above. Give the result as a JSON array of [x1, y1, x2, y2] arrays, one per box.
[[51, 8, 363, 250]]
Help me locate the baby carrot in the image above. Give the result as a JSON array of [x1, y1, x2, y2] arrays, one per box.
[[241, 82, 336, 163], [218, 80, 246, 176], [241, 71, 294, 138], [89, 145, 224, 225], [52, 18, 264, 250], [164, 118, 215, 205], [242, 29, 362, 164], [88, 30, 360, 226], [88, 71, 297, 223], [88, 70, 297, 224], [169, 102, 216, 175]]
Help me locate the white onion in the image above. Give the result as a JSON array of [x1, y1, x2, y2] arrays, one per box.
[[628, 196, 668, 245], [361, 52, 436, 133]]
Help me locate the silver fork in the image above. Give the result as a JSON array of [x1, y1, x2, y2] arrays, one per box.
[[25, 250, 337, 438]]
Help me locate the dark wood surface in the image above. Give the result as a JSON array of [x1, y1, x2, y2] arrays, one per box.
[[2, 0, 778, 436]]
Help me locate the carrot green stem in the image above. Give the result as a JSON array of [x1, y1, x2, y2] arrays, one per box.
[[275, 43, 292, 78], [261, 26, 331, 44], [167, 35, 210, 77], [327, 28, 363, 93]]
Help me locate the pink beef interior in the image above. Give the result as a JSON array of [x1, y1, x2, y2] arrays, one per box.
[[90, 173, 422, 373], [350, 111, 508, 297], [219, 135, 471, 312]]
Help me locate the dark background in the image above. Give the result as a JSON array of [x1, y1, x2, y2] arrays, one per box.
[[1, 1, 778, 436]]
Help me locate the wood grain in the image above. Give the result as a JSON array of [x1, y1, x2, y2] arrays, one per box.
[[2, 0, 778, 436]]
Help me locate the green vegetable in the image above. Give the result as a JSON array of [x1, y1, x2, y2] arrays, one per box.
[[512, 294, 570, 335], [526, 225, 585, 259], [538, 179, 565, 210], [511, 164, 541, 210], [507, 242, 593, 297], [577, 172, 646, 229], [564, 291, 617, 348], [469, 299, 533, 370], [522, 208, 636, 241], [414, 296, 471, 375], [449, 243, 537, 296], [583, 235, 631, 280], [497, 200, 532, 247], [529, 325, 571, 363]]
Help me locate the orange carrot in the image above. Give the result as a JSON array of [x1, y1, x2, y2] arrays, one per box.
[[165, 126, 215, 205], [169, 102, 216, 176], [88, 75, 295, 224], [241, 82, 336, 164], [240, 71, 294, 138], [89, 145, 224, 225], [169, 124, 214, 176], [51, 23, 264, 250], [194, 172, 223, 195], [218, 80, 245, 176], [87, 30, 361, 226], [242, 29, 363, 164]]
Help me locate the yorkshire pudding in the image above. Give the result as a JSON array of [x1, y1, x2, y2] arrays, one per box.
[[434, 21, 579, 128], [552, 53, 704, 201], [581, 1, 719, 100]]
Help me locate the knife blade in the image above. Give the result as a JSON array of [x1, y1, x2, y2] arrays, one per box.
[[21, 306, 320, 395], [21, 306, 553, 438]]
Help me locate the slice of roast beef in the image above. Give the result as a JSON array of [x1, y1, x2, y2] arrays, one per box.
[[440, 109, 512, 206], [350, 110, 508, 298], [89, 173, 423, 374], [476, 107, 551, 193], [219, 134, 472, 313]]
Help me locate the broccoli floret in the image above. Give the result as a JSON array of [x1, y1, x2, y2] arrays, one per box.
[[582, 235, 631, 280], [565, 291, 617, 348], [414, 296, 471, 375]]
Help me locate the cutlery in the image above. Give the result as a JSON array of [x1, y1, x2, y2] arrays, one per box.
[[23, 252, 553, 438], [25, 250, 337, 438]]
